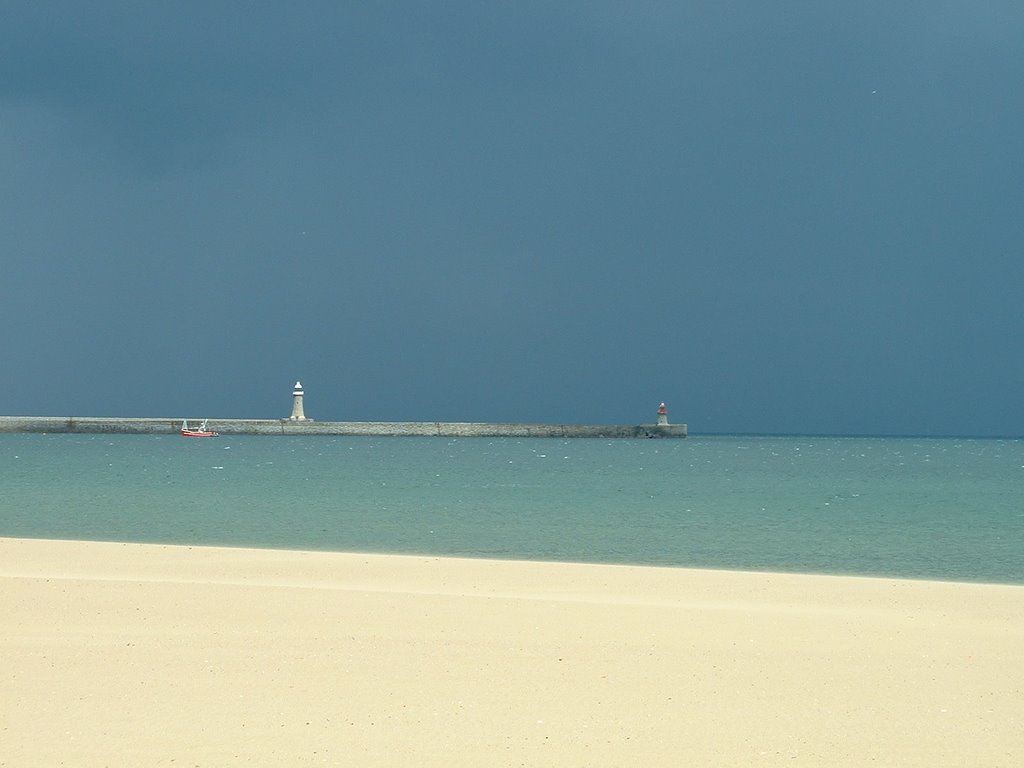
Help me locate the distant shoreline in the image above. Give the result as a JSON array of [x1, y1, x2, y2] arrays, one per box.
[[0, 415, 687, 438]]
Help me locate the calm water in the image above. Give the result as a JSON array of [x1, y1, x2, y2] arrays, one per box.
[[2, 434, 1022, 583]]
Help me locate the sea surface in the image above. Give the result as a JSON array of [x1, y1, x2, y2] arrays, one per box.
[[2, 433, 1022, 584]]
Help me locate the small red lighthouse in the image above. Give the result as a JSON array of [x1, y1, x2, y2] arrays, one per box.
[[657, 402, 669, 426]]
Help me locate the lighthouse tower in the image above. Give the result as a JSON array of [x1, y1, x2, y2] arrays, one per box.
[[657, 402, 669, 426], [290, 381, 307, 420]]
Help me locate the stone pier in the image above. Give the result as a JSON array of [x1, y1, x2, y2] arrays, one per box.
[[0, 416, 687, 438]]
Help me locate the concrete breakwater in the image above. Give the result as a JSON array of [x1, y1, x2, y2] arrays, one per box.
[[0, 416, 687, 438]]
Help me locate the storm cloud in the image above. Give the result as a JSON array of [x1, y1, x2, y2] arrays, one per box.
[[2, 2, 1022, 435]]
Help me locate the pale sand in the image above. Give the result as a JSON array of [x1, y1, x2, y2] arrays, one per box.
[[2, 538, 1022, 767]]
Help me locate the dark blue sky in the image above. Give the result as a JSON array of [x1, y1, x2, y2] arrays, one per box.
[[3, 3, 1023, 435]]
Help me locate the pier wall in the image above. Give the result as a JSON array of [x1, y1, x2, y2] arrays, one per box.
[[0, 417, 686, 438]]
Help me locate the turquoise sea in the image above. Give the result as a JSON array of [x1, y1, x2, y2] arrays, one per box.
[[2, 434, 1022, 584]]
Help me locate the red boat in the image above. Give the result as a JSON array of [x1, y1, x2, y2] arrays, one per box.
[[181, 419, 219, 437]]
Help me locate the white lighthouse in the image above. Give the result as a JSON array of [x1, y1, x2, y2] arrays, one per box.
[[290, 381, 307, 420]]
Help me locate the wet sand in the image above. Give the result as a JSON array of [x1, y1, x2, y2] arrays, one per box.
[[2, 537, 1022, 766]]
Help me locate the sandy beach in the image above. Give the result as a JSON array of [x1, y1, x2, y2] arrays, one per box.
[[2, 537, 1022, 766]]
